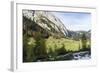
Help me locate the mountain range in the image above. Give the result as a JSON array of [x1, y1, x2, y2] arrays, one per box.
[[23, 10, 90, 39]]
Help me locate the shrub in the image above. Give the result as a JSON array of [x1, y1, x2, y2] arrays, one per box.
[[56, 44, 67, 56], [33, 32, 48, 61]]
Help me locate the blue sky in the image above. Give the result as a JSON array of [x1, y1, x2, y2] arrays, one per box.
[[51, 11, 91, 31]]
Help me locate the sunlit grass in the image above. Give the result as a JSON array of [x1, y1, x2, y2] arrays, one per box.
[[23, 36, 91, 62], [26, 36, 90, 53], [45, 36, 81, 52]]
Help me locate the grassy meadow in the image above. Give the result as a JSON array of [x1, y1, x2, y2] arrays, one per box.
[[23, 35, 91, 62]]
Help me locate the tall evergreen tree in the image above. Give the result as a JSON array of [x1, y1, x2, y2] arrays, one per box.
[[81, 33, 87, 50]]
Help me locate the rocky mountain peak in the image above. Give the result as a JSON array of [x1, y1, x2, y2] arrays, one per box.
[[23, 10, 69, 37]]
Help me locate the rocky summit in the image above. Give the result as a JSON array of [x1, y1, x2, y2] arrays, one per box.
[[23, 10, 69, 38]]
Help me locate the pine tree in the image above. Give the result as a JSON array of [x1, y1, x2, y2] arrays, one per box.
[[81, 33, 87, 50]]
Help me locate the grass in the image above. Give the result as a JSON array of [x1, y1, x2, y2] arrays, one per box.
[[45, 36, 80, 52], [23, 36, 91, 62], [26, 36, 90, 53]]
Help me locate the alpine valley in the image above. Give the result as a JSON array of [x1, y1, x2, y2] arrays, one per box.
[[23, 10, 91, 62]]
